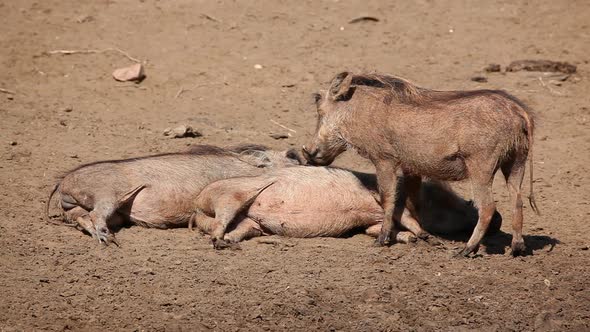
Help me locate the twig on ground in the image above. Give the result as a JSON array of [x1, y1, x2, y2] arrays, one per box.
[[200, 13, 220, 22], [116, 85, 147, 90], [46, 216, 78, 228], [175, 88, 188, 99], [348, 16, 380, 24], [47, 48, 142, 63], [174, 82, 226, 99], [538, 77, 564, 96], [256, 238, 295, 247], [0, 88, 16, 95], [270, 119, 296, 133]]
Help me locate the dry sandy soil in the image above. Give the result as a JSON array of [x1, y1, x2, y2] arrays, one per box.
[[1, 0, 589, 331]]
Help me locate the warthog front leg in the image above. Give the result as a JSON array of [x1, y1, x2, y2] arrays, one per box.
[[64, 206, 125, 245], [89, 205, 118, 246], [374, 160, 402, 246], [88, 185, 145, 246]]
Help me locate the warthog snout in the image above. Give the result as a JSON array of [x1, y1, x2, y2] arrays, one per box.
[[302, 145, 336, 166]]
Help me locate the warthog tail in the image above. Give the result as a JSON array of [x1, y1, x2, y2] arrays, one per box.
[[45, 182, 60, 224], [522, 109, 540, 216]]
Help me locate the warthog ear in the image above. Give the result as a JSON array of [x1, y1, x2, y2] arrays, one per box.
[[329, 72, 354, 101], [237, 150, 272, 168]]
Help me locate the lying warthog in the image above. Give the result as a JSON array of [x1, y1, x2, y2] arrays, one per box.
[[303, 72, 539, 256], [193, 166, 501, 249], [46, 144, 301, 244]]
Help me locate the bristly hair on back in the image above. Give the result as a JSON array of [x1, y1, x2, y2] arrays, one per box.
[[186, 144, 234, 156], [350, 73, 427, 104], [64, 145, 235, 175], [224, 143, 269, 154]]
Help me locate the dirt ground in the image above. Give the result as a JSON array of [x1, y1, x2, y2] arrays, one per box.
[[1, 0, 589, 331]]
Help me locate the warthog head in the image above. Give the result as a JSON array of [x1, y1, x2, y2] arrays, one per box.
[[227, 144, 305, 168], [303, 72, 353, 166]]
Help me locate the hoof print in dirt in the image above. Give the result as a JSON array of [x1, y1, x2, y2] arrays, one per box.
[[163, 125, 202, 138], [506, 60, 577, 74], [113, 63, 145, 82]]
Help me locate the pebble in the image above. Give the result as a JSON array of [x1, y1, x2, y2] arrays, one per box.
[[471, 76, 488, 83], [113, 63, 145, 82], [269, 133, 289, 140]]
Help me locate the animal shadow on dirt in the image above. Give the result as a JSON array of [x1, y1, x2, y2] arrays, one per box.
[[425, 209, 559, 256], [345, 172, 559, 256], [482, 232, 560, 256]]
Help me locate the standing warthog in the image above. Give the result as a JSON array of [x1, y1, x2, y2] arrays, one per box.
[[193, 166, 501, 249], [46, 144, 301, 244], [303, 72, 539, 256]]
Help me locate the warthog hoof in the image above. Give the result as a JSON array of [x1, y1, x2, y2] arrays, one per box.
[[374, 232, 391, 247], [212, 238, 241, 250], [94, 227, 119, 247], [511, 240, 527, 257], [454, 244, 480, 258]]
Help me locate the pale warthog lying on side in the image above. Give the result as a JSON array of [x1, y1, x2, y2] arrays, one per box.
[[193, 166, 500, 249], [303, 72, 539, 256], [46, 144, 301, 244]]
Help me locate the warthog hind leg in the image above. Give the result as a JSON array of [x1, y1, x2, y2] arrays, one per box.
[[457, 163, 496, 257], [209, 180, 274, 249], [502, 156, 528, 256]]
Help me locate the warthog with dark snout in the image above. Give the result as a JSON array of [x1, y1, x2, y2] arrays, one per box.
[[46, 144, 301, 244], [303, 72, 539, 256], [193, 166, 501, 249]]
